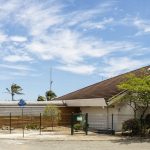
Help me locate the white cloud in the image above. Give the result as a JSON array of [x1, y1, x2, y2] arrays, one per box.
[[99, 57, 146, 78], [0, 0, 118, 69], [10, 36, 27, 42], [25, 26, 148, 75], [0, 0, 20, 20], [11, 0, 115, 37], [65, 1, 115, 27], [16, 1, 64, 36], [26, 28, 142, 65], [0, 74, 13, 80], [0, 67, 39, 80], [0, 64, 33, 71], [0, 0, 149, 77], [0, 32, 7, 42], [118, 17, 150, 36], [133, 18, 150, 35], [57, 64, 96, 75], [81, 18, 114, 30], [3, 54, 32, 62]]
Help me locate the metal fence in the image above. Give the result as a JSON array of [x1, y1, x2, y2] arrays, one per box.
[[0, 113, 72, 135], [0, 112, 135, 136], [86, 114, 134, 133]]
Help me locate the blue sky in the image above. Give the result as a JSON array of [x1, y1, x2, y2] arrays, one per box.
[[0, 0, 149, 101]]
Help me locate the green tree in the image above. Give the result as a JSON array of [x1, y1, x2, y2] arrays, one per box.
[[43, 104, 61, 131], [117, 70, 150, 120], [45, 90, 57, 101], [6, 84, 23, 101], [37, 95, 46, 101], [111, 90, 139, 118]]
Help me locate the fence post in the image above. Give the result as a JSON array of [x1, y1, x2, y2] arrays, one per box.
[[106, 106, 109, 129], [71, 113, 74, 135], [85, 113, 88, 135], [40, 113, 42, 135], [111, 114, 114, 135], [9, 112, 11, 134], [22, 108, 24, 138]]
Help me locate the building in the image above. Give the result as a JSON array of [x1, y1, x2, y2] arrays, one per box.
[[57, 65, 150, 131], [0, 66, 149, 132]]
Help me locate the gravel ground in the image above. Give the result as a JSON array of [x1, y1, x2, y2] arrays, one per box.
[[0, 139, 149, 150]]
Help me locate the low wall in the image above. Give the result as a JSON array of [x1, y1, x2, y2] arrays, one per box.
[[0, 114, 73, 128], [0, 104, 80, 128]]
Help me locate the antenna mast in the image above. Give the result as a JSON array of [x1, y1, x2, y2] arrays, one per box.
[[50, 67, 53, 91]]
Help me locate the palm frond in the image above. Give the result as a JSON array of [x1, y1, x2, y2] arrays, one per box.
[[6, 88, 11, 94]]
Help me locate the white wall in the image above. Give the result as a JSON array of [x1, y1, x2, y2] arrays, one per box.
[[111, 104, 134, 131], [80, 104, 136, 131], [80, 104, 150, 132], [0, 101, 64, 116], [65, 98, 107, 107], [0, 106, 47, 116], [80, 107, 110, 130]]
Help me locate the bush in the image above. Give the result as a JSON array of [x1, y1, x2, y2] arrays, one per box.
[[74, 123, 82, 131], [122, 119, 140, 135], [26, 124, 39, 130]]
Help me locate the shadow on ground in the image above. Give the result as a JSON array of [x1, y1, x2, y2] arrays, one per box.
[[110, 137, 150, 144]]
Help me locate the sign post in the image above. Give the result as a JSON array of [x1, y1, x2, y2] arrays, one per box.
[[18, 99, 26, 138]]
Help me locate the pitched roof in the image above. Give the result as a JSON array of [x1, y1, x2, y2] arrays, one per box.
[[57, 65, 150, 101]]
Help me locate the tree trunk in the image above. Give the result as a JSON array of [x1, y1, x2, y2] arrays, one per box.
[[134, 102, 138, 119], [140, 103, 149, 120], [134, 109, 137, 119], [11, 93, 14, 101], [140, 102, 149, 136]]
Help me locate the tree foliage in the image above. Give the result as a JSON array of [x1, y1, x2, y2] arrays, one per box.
[[37, 96, 46, 101], [111, 90, 139, 118], [6, 83, 23, 101], [117, 69, 150, 119], [43, 104, 61, 131], [45, 90, 57, 101]]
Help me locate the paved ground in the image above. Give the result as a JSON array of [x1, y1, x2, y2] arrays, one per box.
[[0, 129, 120, 140], [0, 130, 149, 150], [0, 138, 149, 150]]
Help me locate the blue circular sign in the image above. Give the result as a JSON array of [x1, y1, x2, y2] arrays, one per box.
[[18, 99, 26, 108]]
